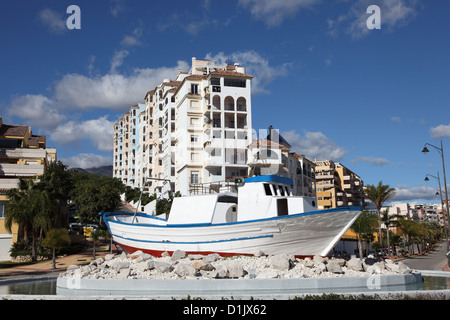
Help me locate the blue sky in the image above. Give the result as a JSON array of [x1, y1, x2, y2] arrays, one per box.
[[1, 0, 450, 203]]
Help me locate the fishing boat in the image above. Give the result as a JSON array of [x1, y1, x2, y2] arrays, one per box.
[[101, 175, 361, 258]]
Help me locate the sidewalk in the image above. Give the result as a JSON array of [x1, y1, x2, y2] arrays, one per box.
[[0, 240, 116, 279]]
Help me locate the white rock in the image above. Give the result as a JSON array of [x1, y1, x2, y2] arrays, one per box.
[[171, 250, 186, 261], [269, 254, 292, 271], [174, 263, 197, 278], [326, 260, 343, 274], [154, 261, 174, 273], [204, 253, 220, 263], [313, 255, 325, 265], [256, 270, 279, 279], [347, 258, 364, 272], [227, 260, 246, 278]]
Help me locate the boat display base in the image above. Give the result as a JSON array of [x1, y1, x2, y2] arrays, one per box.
[[56, 273, 423, 298]]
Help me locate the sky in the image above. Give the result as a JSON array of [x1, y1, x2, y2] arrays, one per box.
[[1, 0, 450, 204]]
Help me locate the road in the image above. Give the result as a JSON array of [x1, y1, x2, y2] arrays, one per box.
[[401, 240, 449, 271]]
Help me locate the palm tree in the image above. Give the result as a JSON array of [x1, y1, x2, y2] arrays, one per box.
[[350, 210, 378, 258], [380, 208, 402, 256], [364, 181, 396, 251], [5, 179, 54, 261]]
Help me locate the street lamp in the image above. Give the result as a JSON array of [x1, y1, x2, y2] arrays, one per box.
[[422, 140, 450, 252], [425, 172, 448, 249]]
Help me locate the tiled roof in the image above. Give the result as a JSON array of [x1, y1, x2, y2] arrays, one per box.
[[210, 70, 253, 79], [28, 135, 46, 147], [162, 81, 181, 87], [248, 139, 290, 152], [0, 124, 28, 137]]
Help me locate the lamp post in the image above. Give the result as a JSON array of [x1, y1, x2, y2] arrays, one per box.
[[422, 140, 450, 252], [425, 172, 448, 250]]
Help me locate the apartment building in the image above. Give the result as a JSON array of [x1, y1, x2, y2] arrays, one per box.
[[0, 117, 56, 260], [114, 57, 253, 195], [314, 159, 364, 209], [248, 127, 316, 198], [113, 104, 146, 188], [388, 202, 447, 227]]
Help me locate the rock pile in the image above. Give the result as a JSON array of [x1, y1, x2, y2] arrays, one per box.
[[59, 250, 414, 281]]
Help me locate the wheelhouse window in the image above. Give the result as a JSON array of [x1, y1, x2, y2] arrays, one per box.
[[263, 183, 272, 196], [278, 185, 285, 196]]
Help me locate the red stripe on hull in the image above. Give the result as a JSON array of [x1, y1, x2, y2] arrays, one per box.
[[114, 240, 315, 260]]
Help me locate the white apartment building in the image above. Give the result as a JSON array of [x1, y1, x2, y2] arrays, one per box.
[[386, 202, 447, 227], [114, 57, 253, 196]]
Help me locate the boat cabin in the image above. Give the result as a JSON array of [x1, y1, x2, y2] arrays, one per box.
[[167, 175, 317, 225]]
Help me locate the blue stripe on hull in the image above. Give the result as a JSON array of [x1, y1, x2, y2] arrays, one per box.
[[111, 233, 274, 245]]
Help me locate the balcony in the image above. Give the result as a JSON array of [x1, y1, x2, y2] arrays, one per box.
[[0, 163, 44, 177], [0, 148, 47, 160]]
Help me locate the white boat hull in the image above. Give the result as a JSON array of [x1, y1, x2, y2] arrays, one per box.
[[102, 207, 361, 258]]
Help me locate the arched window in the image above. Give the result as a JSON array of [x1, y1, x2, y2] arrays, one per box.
[[212, 95, 221, 110], [237, 97, 246, 111], [224, 96, 234, 111]]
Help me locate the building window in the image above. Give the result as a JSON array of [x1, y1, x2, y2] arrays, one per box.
[[0, 201, 6, 218], [190, 117, 199, 125], [224, 78, 246, 88], [191, 84, 198, 94], [190, 135, 198, 143], [191, 152, 200, 161], [191, 171, 199, 184]]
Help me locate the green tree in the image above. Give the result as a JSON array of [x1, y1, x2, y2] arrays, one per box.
[[37, 161, 73, 228], [90, 228, 108, 259], [71, 173, 125, 224], [380, 208, 402, 256], [5, 179, 54, 261], [156, 191, 181, 216], [350, 210, 377, 258], [364, 181, 396, 250], [43, 228, 71, 269]]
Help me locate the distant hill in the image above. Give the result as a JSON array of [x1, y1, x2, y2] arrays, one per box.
[[70, 165, 113, 177]]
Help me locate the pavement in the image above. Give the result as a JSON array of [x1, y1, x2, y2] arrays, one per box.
[[392, 240, 450, 272], [0, 239, 116, 280]]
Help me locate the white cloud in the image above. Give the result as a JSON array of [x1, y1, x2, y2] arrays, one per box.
[[37, 8, 67, 35], [110, 50, 130, 74], [391, 116, 401, 123], [52, 60, 189, 111], [50, 116, 115, 152], [239, 0, 321, 27], [61, 153, 112, 169], [205, 51, 290, 95], [430, 123, 450, 139], [393, 184, 441, 202], [281, 130, 347, 161], [109, 0, 124, 17], [8, 94, 66, 130], [351, 156, 391, 166], [120, 23, 144, 47]]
